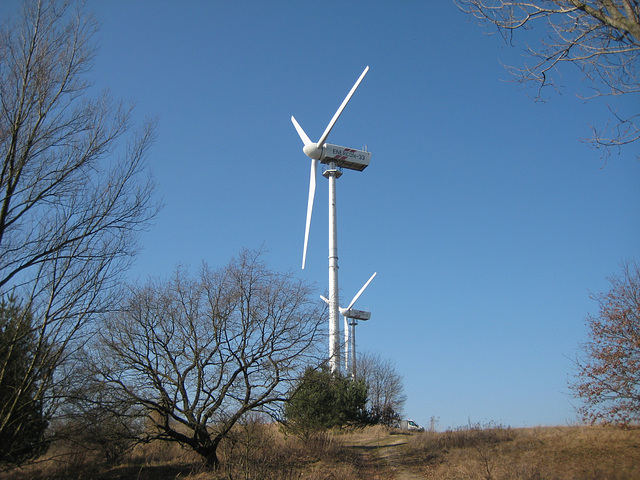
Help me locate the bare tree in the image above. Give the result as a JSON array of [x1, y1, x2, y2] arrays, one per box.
[[357, 352, 406, 425], [455, 0, 640, 156], [0, 0, 158, 462], [571, 260, 640, 426], [89, 249, 324, 469]]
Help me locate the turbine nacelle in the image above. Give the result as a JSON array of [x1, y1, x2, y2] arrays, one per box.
[[316, 143, 371, 172], [299, 138, 371, 172], [339, 307, 371, 321], [320, 271, 376, 319], [320, 297, 372, 321]]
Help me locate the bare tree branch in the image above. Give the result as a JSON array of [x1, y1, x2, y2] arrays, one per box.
[[0, 0, 159, 463], [455, 0, 640, 157], [357, 352, 406, 425], [88, 249, 324, 469]]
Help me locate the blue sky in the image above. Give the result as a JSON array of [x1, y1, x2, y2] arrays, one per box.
[[5, 1, 637, 430]]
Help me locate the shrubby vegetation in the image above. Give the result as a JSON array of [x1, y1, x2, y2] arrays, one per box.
[[284, 367, 370, 436], [0, 297, 48, 464], [283, 356, 407, 436]]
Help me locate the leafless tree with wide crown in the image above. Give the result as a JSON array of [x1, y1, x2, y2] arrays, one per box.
[[88, 249, 325, 469]]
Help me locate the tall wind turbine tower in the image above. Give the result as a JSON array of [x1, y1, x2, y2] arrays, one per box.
[[291, 66, 372, 374]]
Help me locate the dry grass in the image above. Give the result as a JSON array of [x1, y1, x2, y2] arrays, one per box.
[[0, 439, 204, 480], [404, 424, 640, 479], [1, 424, 638, 479], [0, 423, 366, 480]]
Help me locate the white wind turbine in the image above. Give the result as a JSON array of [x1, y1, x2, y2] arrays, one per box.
[[291, 66, 372, 374], [321, 272, 376, 378]]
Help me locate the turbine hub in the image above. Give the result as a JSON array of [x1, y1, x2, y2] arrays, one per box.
[[303, 143, 322, 160]]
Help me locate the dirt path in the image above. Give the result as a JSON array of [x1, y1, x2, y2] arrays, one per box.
[[348, 433, 424, 480]]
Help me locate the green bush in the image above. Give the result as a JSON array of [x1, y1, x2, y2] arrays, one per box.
[[0, 296, 49, 464], [284, 367, 370, 436]]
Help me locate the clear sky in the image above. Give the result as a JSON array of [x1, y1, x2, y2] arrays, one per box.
[[4, 1, 638, 430]]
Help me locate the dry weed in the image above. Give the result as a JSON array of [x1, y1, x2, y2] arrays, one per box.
[[405, 424, 640, 480], [3, 423, 638, 479]]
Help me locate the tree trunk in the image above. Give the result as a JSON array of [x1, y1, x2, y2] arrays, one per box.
[[196, 438, 221, 470]]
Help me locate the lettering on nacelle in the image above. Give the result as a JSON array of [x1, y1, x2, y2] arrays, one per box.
[[331, 148, 368, 163]]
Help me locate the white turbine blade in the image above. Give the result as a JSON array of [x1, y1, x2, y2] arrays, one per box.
[[291, 116, 312, 146], [316, 66, 369, 147], [301, 159, 317, 269], [346, 271, 377, 310], [319, 295, 329, 305]]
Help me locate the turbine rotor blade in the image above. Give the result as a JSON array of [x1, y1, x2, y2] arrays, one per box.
[[347, 271, 377, 310], [319, 295, 329, 305], [316, 66, 369, 147], [302, 159, 317, 269], [291, 116, 312, 146]]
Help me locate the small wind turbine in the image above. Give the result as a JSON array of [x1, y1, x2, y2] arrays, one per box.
[[291, 66, 372, 374], [321, 272, 376, 378]]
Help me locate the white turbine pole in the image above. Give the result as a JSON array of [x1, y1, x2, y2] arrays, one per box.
[[349, 318, 357, 377], [344, 315, 350, 375], [326, 162, 342, 374]]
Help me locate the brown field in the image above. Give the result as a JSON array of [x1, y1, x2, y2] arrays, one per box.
[[1, 423, 638, 479], [404, 424, 640, 479]]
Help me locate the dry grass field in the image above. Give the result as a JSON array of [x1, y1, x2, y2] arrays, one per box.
[[1, 423, 638, 479], [403, 424, 640, 479]]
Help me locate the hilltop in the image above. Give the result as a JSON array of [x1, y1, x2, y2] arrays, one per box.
[[2, 424, 639, 479]]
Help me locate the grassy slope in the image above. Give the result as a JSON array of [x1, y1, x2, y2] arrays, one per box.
[[402, 425, 640, 479], [1, 425, 638, 479]]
